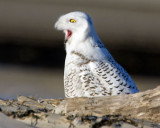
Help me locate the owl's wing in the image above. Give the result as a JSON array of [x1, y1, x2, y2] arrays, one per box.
[[78, 61, 138, 96], [64, 59, 138, 97]]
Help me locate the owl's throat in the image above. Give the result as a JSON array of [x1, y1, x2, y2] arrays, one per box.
[[64, 30, 72, 43]]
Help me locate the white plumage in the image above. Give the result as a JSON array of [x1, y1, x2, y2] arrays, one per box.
[[55, 11, 139, 98]]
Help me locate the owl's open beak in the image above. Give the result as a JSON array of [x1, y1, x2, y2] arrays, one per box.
[[64, 30, 72, 43]]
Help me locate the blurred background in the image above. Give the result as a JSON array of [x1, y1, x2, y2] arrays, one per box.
[[0, 0, 160, 99]]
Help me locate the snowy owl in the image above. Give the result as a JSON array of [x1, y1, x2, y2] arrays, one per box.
[[55, 11, 139, 98]]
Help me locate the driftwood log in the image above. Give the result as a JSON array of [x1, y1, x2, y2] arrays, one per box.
[[0, 86, 160, 128]]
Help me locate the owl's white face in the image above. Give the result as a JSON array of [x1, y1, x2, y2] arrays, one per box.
[[55, 12, 93, 43]]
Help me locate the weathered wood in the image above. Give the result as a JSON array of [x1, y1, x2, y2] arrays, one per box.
[[0, 86, 160, 128], [55, 85, 160, 123]]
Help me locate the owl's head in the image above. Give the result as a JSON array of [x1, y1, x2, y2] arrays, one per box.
[[55, 11, 94, 43]]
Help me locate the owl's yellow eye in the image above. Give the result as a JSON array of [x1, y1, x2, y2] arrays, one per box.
[[70, 19, 76, 23]]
